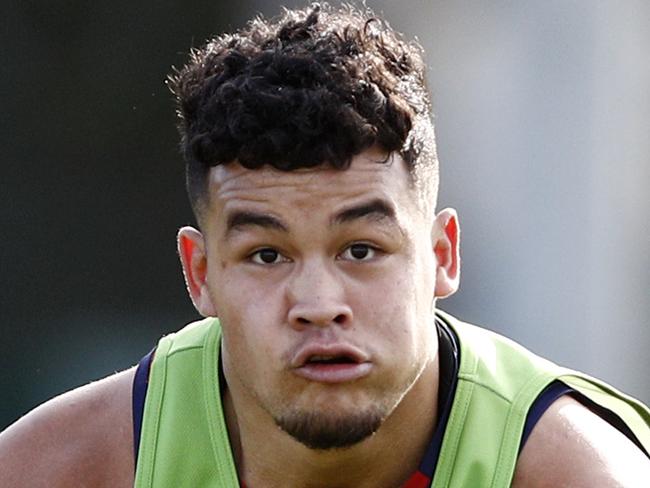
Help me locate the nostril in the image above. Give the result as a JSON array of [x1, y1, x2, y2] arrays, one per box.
[[289, 309, 353, 329], [296, 315, 345, 325], [333, 314, 347, 324]]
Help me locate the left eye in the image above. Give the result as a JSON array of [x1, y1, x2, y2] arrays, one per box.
[[339, 244, 377, 261]]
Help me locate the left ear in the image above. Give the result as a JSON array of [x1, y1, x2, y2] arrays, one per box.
[[432, 208, 460, 298]]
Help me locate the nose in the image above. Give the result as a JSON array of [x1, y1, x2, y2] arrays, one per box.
[[286, 260, 353, 330]]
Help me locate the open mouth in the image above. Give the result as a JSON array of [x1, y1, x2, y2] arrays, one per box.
[[306, 355, 358, 365], [294, 349, 371, 383]]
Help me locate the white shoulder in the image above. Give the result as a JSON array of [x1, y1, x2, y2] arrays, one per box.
[[0, 367, 136, 488], [513, 395, 650, 487]]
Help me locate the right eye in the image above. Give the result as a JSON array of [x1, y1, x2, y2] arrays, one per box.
[[249, 248, 288, 265]]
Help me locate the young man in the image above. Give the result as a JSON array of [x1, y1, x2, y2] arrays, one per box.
[[1, 4, 649, 487]]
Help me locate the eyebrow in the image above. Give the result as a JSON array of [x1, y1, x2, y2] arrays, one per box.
[[332, 199, 397, 226], [225, 211, 288, 236], [224, 198, 397, 237]]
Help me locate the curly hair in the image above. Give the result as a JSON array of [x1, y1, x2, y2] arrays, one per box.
[[168, 2, 438, 216]]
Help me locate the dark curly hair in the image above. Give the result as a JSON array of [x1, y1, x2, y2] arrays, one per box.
[[168, 2, 438, 217]]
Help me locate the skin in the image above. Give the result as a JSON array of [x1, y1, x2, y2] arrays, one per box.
[[0, 149, 648, 486], [178, 148, 455, 487], [0, 368, 135, 488], [514, 396, 650, 487]]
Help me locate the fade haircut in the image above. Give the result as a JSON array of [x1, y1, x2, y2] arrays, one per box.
[[168, 2, 439, 218]]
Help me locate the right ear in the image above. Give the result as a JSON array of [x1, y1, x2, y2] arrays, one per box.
[[177, 226, 218, 317]]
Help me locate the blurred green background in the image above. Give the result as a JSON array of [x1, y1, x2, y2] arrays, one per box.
[[2, 0, 649, 429]]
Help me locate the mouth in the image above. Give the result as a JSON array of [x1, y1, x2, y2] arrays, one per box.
[[305, 354, 358, 365], [292, 347, 372, 384]]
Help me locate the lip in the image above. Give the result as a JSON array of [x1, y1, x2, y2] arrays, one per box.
[[291, 344, 371, 384], [294, 362, 372, 383]]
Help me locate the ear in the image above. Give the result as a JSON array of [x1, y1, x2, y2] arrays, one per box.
[[177, 226, 218, 317], [432, 208, 460, 298]]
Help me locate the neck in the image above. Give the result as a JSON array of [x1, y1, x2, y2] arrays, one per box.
[[223, 356, 440, 488]]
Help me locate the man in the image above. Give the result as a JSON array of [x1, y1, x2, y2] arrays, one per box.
[[1, 3, 649, 487]]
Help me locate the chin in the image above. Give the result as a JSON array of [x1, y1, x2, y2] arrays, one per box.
[[274, 405, 386, 450]]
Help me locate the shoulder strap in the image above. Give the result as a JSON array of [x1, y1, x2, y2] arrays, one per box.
[[559, 372, 650, 455], [132, 348, 155, 466], [431, 312, 650, 488], [133, 318, 240, 487]]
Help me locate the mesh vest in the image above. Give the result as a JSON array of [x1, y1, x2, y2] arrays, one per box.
[[134, 312, 650, 487]]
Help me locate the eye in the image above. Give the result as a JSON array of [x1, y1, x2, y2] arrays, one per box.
[[339, 243, 377, 262], [250, 248, 287, 265]]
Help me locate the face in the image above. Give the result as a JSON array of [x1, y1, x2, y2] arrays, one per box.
[[179, 149, 459, 450]]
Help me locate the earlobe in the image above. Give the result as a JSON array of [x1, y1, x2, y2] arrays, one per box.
[[177, 226, 218, 317], [432, 208, 461, 298]]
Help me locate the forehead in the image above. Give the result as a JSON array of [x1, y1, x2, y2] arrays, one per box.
[[205, 151, 419, 222]]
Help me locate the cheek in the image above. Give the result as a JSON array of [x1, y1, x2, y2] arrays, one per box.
[[218, 305, 282, 399], [355, 278, 413, 335], [210, 263, 285, 320], [360, 267, 434, 353], [210, 270, 288, 365]]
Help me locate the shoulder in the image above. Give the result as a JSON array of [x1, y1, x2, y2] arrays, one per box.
[[0, 367, 136, 488], [513, 395, 650, 487]]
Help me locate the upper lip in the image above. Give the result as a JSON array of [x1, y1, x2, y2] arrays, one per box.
[[291, 343, 370, 368]]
